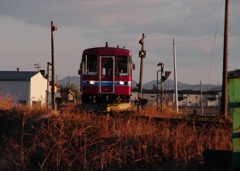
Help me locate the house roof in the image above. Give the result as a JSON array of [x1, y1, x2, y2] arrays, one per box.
[[0, 71, 39, 81]]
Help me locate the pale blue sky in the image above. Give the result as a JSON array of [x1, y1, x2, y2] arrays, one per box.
[[0, 0, 239, 84]]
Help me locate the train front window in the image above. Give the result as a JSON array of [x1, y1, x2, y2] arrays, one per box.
[[117, 56, 128, 75], [84, 55, 97, 75]]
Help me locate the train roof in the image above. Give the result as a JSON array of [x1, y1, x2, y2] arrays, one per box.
[[82, 46, 132, 56]]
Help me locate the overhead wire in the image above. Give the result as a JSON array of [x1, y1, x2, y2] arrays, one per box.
[[175, 36, 222, 44], [165, 0, 208, 35], [231, 0, 240, 5], [174, 33, 240, 44], [145, 0, 240, 45], [207, 0, 223, 90], [144, 0, 239, 87], [145, 0, 240, 44], [146, 0, 208, 38]]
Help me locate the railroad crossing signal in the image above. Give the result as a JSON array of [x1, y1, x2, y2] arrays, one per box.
[[139, 50, 146, 58]]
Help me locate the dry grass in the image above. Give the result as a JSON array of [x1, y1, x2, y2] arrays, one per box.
[[0, 97, 232, 170], [0, 94, 16, 110]]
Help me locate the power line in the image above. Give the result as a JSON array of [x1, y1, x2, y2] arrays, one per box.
[[175, 36, 221, 44], [165, 0, 208, 35], [175, 33, 240, 44], [147, 0, 208, 38], [146, 0, 240, 42], [207, 0, 223, 89], [231, 0, 240, 6]]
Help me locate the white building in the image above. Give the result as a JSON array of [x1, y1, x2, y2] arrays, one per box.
[[0, 70, 47, 106]]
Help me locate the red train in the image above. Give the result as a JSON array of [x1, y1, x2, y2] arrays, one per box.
[[78, 42, 135, 112]]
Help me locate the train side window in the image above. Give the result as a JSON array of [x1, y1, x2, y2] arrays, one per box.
[[117, 56, 128, 75], [85, 55, 97, 75]]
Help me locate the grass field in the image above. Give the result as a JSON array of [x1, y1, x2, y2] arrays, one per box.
[[0, 96, 232, 170]]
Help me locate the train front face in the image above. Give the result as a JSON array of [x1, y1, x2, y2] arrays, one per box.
[[79, 46, 133, 110]]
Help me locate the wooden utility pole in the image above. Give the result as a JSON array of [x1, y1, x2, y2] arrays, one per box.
[[221, 0, 229, 119]]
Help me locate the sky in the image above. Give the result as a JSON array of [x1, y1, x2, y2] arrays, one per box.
[[0, 0, 239, 85]]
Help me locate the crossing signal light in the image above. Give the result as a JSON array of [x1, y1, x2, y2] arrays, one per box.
[[139, 50, 146, 58]]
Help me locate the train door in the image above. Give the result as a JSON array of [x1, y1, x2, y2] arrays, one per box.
[[99, 56, 115, 93]]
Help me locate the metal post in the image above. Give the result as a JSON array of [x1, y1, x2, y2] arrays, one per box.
[[51, 21, 57, 110], [47, 62, 51, 108], [47, 62, 49, 108], [157, 63, 164, 111], [160, 64, 163, 110], [137, 33, 145, 111], [156, 70, 161, 110], [157, 63, 171, 111], [200, 80, 203, 115]]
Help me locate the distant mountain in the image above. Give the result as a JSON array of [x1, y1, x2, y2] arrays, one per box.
[[57, 76, 221, 91], [58, 76, 80, 89], [132, 80, 138, 88], [142, 79, 221, 91]]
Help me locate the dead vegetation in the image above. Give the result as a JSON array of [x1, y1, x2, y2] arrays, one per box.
[[0, 97, 232, 170]]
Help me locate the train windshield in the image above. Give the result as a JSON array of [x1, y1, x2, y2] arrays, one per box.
[[117, 56, 129, 75], [83, 55, 97, 75]]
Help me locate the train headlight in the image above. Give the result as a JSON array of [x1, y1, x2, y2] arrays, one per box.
[[119, 81, 124, 85], [89, 80, 95, 85]]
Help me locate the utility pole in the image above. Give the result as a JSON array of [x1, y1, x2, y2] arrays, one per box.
[[51, 21, 58, 110], [221, 0, 229, 119], [173, 38, 179, 113], [137, 33, 146, 111]]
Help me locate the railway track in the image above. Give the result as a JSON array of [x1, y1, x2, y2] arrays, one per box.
[[60, 103, 231, 128], [113, 112, 231, 127]]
